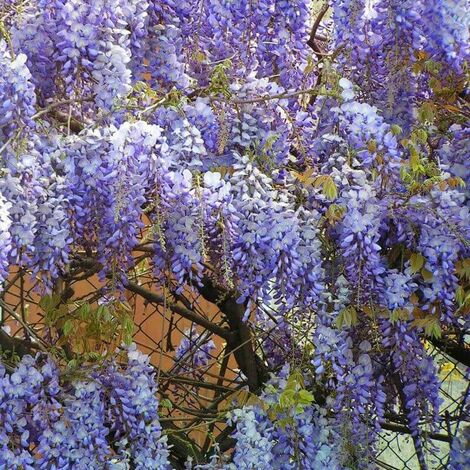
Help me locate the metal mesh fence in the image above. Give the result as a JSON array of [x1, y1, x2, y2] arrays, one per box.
[[0, 268, 468, 468], [376, 343, 468, 469]]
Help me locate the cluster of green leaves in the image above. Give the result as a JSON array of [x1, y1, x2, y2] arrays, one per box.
[[412, 315, 442, 340], [264, 369, 315, 429], [0, 346, 21, 371], [413, 52, 468, 124], [335, 305, 358, 329], [456, 258, 470, 318], [40, 294, 134, 364], [399, 51, 467, 197], [207, 60, 233, 100], [292, 168, 338, 201]]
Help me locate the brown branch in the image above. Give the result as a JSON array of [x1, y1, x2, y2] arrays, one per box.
[[31, 97, 94, 120], [307, 3, 330, 52], [124, 280, 232, 340], [430, 336, 470, 368], [196, 276, 268, 392], [0, 300, 48, 350], [160, 420, 204, 467], [308, 3, 329, 48], [215, 425, 236, 453], [379, 421, 451, 443], [231, 86, 325, 105], [49, 110, 85, 133], [161, 375, 233, 393], [0, 329, 40, 358], [203, 345, 231, 454]]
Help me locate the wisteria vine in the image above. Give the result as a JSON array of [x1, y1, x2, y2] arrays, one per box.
[[0, 0, 468, 468]]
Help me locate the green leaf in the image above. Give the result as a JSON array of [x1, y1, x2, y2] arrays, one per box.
[[429, 77, 441, 92], [409, 146, 420, 171], [39, 294, 60, 313], [335, 306, 358, 329], [455, 286, 465, 306], [410, 253, 425, 274], [62, 319, 74, 336], [194, 50, 206, 63], [417, 102, 435, 123], [323, 176, 338, 201], [86, 351, 102, 361], [122, 314, 134, 345], [400, 165, 410, 182], [390, 308, 410, 324], [78, 303, 91, 320], [160, 398, 173, 410], [298, 389, 315, 405], [421, 267, 433, 281], [325, 204, 346, 224], [288, 369, 304, 388], [423, 59, 441, 74], [413, 129, 428, 144], [456, 259, 470, 279], [279, 389, 294, 408], [428, 322, 442, 339], [413, 316, 441, 339]]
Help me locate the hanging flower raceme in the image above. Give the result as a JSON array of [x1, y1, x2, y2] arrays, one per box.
[[0, 194, 12, 283], [405, 189, 469, 324], [151, 168, 204, 289], [421, 0, 470, 73], [0, 347, 171, 469], [11, 0, 134, 110], [226, 367, 349, 469], [368, 0, 424, 128], [0, 39, 36, 141], [438, 124, 470, 187], [174, 326, 216, 374], [64, 121, 161, 285], [337, 181, 386, 299], [97, 121, 161, 284], [0, 146, 46, 273], [229, 156, 303, 311], [332, 0, 374, 81], [144, 1, 191, 91]]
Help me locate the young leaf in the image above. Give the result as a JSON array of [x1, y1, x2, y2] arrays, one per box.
[[410, 253, 425, 274], [335, 306, 358, 329]]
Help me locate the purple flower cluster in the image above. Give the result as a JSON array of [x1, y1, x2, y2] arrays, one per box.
[[338, 182, 385, 297], [0, 40, 36, 140], [448, 424, 470, 470], [104, 345, 171, 469], [0, 0, 468, 467], [64, 121, 160, 285], [11, 0, 137, 108], [0, 194, 12, 283], [226, 367, 349, 469], [226, 406, 275, 469], [448, 379, 470, 470], [378, 1, 424, 125], [0, 347, 170, 469], [406, 189, 469, 324], [381, 319, 442, 449], [0, 138, 71, 287], [422, 0, 470, 72], [333, 1, 468, 126], [439, 124, 470, 187], [174, 326, 216, 373]]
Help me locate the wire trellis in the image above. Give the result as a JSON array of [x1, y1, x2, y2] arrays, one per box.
[[0, 265, 468, 469]]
